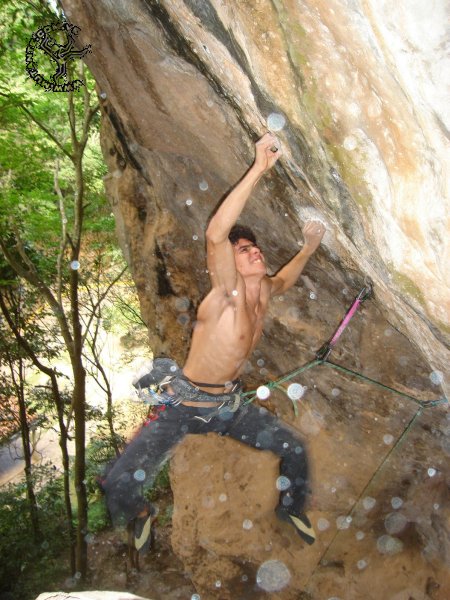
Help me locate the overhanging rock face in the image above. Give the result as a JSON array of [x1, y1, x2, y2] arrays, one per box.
[[61, 1, 449, 598], [62, 0, 449, 375]]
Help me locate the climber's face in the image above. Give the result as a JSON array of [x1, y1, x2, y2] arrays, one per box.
[[233, 238, 266, 277]]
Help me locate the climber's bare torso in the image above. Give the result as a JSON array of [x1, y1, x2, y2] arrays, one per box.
[[183, 241, 272, 391]]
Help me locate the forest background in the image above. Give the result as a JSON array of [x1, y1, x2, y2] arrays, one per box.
[[0, 2, 155, 598]]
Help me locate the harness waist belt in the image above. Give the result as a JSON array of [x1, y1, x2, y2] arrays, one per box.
[[182, 374, 241, 390]]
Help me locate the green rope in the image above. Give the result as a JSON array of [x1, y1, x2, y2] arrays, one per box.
[[306, 405, 423, 589], [321, 360, 447, 408], [242, 357, 447, 410], [241, 358, 321, 410]]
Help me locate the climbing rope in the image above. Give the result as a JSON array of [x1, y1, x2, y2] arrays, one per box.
[[243, 357, 447, 412], [242, 281, 448, 410], [246, 281, 447, 589], [320, 361, 446, 408], [305, 404, 424, 590]]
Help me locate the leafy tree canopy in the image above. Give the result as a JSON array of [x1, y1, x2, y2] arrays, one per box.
[[0, 0, 114, 274]]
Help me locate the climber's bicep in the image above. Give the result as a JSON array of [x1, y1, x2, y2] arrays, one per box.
[[206, 238, 238, 293]]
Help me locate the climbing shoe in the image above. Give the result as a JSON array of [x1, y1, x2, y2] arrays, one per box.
[[276, 506, 316, 545], [133, 512, 155, 554]]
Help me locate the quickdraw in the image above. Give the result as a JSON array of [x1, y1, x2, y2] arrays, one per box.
[[316, 279, 373, 361]]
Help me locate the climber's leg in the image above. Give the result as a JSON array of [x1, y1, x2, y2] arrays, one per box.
[[225, 403, 315, 544], [102, 401, 200, 528]]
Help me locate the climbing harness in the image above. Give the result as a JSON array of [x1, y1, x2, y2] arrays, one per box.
[[135, 375, 180, 406], [135, 284, 447, 415], [193, 394, 242, 423], [182, 376, 241, 390], [134, 358, 244, 425]]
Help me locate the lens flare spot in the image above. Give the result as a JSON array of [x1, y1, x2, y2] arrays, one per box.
[[267, 113, 286, 132], [287, 383, 306, 400], [391, 497, 403, 509], [363, 497, 376, 511], [256, 559, 291, 592], [256, 385, 271, 400], [133, 469, 146, 482], [317, 518, 330, 531], [429, 370, 443, 385], [377, 535, 404, 555], [276, 476, 291, 491]]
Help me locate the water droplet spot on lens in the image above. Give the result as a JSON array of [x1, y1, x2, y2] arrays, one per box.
[[429, 370, 443, 385], [256, 385, 270, 400], [256, 559, 291, 592], [133, 469, 146, 482]]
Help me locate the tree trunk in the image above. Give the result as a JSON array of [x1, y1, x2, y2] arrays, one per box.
[[16, 359, 41, 541], [50, 373, 76, 574], [72, 357, 87, 577]]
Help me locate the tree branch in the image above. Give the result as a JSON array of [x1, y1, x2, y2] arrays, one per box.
[[19, 105, 72, 160], [0, 292, 53, 377], [54, 160, 69, 305], [81, 265, 127, 346], [0, 239, 74, 352], [10, 226, 39, 275]]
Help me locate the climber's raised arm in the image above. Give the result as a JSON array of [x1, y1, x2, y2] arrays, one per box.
[[206, 133, 280, 291], [269, 220, 325, 295], [206, 133, 280, 243]]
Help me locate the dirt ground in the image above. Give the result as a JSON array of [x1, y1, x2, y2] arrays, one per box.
[[66, 489, 198, 600]]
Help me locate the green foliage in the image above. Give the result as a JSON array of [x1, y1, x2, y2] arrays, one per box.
[[0, 2, 149, 592], [0, 465, 70, 600], [158, 503, 174, 527], [84, 437, 112, 533], [86, 435, 124, 465], [87, 498, 109, 534], [0, 279, 65, 441], [0, 1, 110, 286], [145, 461, 171, 502], [35, 463, 67, 518], [84, 434, 123, 498], [29, 383, 69, 424], [102, 283, 147, 333]]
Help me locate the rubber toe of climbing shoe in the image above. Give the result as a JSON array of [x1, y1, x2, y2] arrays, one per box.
[[134, 514, 154, 554], [276, 506, 316, 545]]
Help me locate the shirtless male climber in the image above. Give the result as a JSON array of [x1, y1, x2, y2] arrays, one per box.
[[103, 132, 325, 553]]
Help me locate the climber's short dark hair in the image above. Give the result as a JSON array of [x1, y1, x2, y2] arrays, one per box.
[[228, 225, 258, 247]]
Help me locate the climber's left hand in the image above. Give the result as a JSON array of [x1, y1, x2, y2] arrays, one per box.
[[302, 219, 325, 254]]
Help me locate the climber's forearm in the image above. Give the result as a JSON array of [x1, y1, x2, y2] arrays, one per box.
[[270, 247, 314, 295], [206, 165, 264, 243]]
